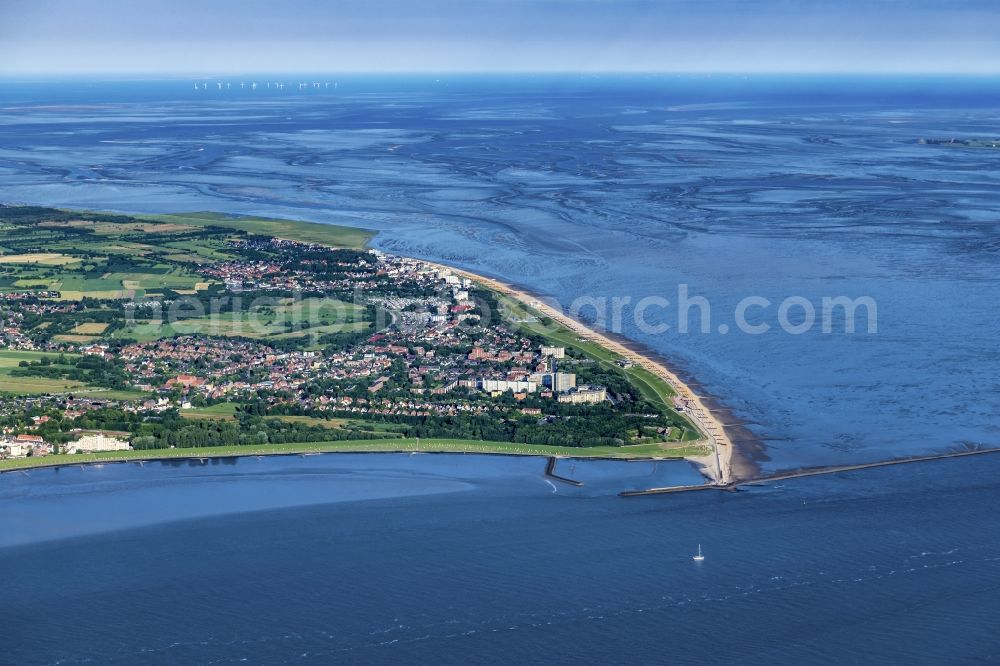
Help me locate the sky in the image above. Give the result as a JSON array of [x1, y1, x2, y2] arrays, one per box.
[[1, 0, 998, 75]]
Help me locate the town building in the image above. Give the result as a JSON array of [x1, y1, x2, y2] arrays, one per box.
[[557, 385, 608, 404], [1, 434, 47, 458], [477, 379, 537, 394], [529, 371, 577, 393], [70, 432, 131, 452]]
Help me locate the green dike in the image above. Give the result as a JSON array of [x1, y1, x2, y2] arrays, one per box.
[[0, 438, 710, 472], [139, 211, 375, 249]]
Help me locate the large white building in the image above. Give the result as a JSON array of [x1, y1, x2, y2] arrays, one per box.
[[529, 372, 577, 392], [478, 379, 538, 394], [72, 433, 131, 452], [557, 385, 608, 404]]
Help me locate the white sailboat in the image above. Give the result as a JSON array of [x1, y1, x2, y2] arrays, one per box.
[[692, 544, 705, 561]]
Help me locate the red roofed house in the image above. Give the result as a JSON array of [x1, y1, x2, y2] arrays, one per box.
[[165, 374, 207, 389]]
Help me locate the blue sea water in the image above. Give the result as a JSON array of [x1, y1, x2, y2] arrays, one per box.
[[2, 76, 999, 663], [1, 75, 998, 471], [2, 453, 1000, 664]]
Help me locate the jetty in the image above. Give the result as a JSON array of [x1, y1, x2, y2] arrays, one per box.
[[545, 456, 583, 486], [620, 446, 1000, 496]]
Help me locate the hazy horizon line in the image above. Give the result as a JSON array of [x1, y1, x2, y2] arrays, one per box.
[[3, 71, 1000, 80]]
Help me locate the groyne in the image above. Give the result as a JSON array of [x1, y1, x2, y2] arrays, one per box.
[[545, 456, 584, 486], [620, 446, 1000, 497]]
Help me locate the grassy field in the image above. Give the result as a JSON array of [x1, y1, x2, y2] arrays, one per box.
[[0, 375, 88, 394], [178, 403, 240, 421], [110, 296, 370, 342], [0, 350, 145, 399], [51, 334, 98, 343], [270, 415, 350, 429], [69, 322, 110, 335], [141, 212, 375, 249], [114, 317, 370, 342], [0, 253, 80, 266], [181, 405, 387, 432], [269, 321, 371, 339], [0, 350, 86, 394], [0, 438, 709, 472]]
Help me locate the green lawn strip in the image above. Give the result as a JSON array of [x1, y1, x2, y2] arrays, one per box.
[[178, 404, 241, 421], [268, 321, 371, 339], [0, 438, 709, 472]]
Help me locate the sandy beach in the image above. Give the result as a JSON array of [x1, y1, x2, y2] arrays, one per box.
[[421, 260, 736, 485]]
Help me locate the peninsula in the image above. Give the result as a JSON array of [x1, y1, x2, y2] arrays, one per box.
[[0, 206, 733, 481]]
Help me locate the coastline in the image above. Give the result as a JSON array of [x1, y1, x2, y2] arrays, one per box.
[[595, 331, 765, 482], [414, 258, 742, 484], [0, 439, 707, 474], [1, 206, 750, 484], [163, 209, 750, 482]]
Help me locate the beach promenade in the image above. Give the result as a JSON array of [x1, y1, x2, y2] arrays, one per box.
[[426, 261, 734, 485]]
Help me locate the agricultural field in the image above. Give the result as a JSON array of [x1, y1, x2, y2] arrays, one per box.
[[0, 253, 80, 266], [0, 349, 85, 395], [0, 214, 215, 301], [69, 323, 109, 335], [0, 207, 372, 348]]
